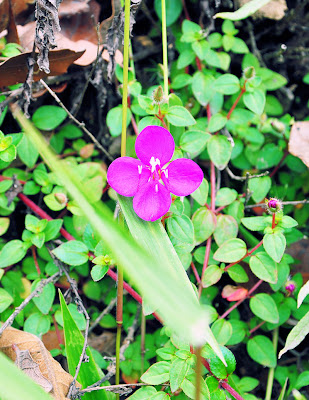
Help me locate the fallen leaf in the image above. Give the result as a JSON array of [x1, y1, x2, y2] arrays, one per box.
[[222, 285, 248, 301], [236, 0, 287, 20], [288, 121, 309, 168], [0, 0, 9, 33], [0, 327, 80, 400], [0, 49, 85, 87]]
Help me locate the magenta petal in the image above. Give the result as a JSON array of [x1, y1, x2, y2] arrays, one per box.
[[107, 157, 144, 196], [164, 158, 204, 196], [133, 181, 171, 221], [135, 125, 175, 167]]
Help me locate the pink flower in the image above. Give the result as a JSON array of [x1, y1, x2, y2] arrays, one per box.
[[107, 125, 203, 221]]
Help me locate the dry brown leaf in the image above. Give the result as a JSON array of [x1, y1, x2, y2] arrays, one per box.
[[0, 49, 85, 88], [288, 121, 309, 168], [236, 0, 287, 20], [0, 0, 9, 33], [0, 327, 79, 400]]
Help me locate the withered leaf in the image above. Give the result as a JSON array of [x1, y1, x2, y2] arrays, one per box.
[[288, 121, 309, 168], [13, 343, 53, 392], [236, 0, 287, 20], [0, 327, 80, 400], [0, 49, 84, 88], [0, 0, 9, 33]]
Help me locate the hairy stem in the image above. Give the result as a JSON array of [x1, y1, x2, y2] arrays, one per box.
[[226, 87, 246, 120]]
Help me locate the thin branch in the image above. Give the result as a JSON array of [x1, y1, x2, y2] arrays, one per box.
[[226, 167, 269, 181], [119, 306, 141, 361], [79, 382, 165, 394], [89, 297, 117, 334], [39, 79, 114, 162], [245, 199, 309, 209], [0, 271, 61, 335]]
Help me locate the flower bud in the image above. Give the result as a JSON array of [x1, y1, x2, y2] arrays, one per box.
[[152, 85, 166, 105], [285, 280, 296, 295], [265, 197, 283, 214], [54, 193, 68, 205], [271, 119, 285, 133], [243, 66, 256, 80]]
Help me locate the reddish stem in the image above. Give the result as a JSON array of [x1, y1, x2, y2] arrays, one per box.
[[31, 245, 41, 275], [191, 261, 201, 284], [249, 320, 266, 335], [210, 162, 216, 212], [220, 381, 245, 400], [224, 239, 263, 271], [181, 0, 191, 20], [131, 115, 139, 136], [196, 57, 202, 71], [226, 87, 246, 120], [269, 149, 289, 178], [272, 213, 276, 229], [206, 104, 211, 121], [219, 279, 263, 320], [215, 205, 226, 214]]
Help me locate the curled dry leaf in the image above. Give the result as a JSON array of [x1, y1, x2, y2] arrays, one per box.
[[0, 327, 80, 400], [0, 49, 84, 87], [236, 0, 287, 20], [0, 0, 9, 33], [288, 121, 309, 168]]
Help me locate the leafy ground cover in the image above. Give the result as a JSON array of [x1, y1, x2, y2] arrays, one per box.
[[0, 0, 309, 400]]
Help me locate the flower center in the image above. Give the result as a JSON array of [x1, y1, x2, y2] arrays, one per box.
[[149, 156, 161, 172]]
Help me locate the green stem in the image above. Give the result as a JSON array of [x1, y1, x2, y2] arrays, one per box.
[[194, 346, 202, 400], [161, 0, 169, 98], [121, 0, 131, 157], [140, 312, 146, 375], [265, 328, 278, 400]]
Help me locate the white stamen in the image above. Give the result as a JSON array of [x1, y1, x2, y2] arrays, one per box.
[[138, 165, 143, 174], [155, 184, 159, 193], [149, 156, 161, 173], [163, 169, 168, 178]]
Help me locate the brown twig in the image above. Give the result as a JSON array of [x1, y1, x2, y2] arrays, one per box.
[[89, 297, 117, 334], [0, 271, 61, 336], [245, 199, 309, 209], [226, 167, 270, 181]]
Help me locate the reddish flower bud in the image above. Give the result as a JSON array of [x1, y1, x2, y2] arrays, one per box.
[[54, 193, 68, 205], [285, 280, 296, 294], [265, 197, 283, 214], [222, 285, 248, 302]]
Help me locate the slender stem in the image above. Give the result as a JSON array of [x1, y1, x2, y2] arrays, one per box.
[[31, 245, 41, 275], [140, 312, 146, 375], [249, 320, 266, 335], [115, 268, 123, 397], [219, 279, 263, 319], [272, 213, 276, 229], [191, 261, 201, 284], [226, 87, 246, 120], [269, 149, 289, 178], [194, 346, 202, 400], [210, 162, 216, 211], [265, 328, 279, 400], [161, 0, 169, 98], [220, 381, 246, 400]]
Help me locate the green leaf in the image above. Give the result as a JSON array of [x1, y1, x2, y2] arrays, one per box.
[[250, 293, 279, 323], [44, 193, 66, 211], [169, 358, 190, 392], [31, 281, 55, 314], [208, 113, 227, 133], [214, 0, 272, 20], [191, 178, 209, 206], [191, 72, 214, 106], [0, 240, 28, 269], [211, 319, 232, 345], [167, 215, 194, 246], [247, 335, 277, 367], [0, 145, 16, 162], [243, 90, 265, 115], [279, 216, 298, 229], [263, 231, 286, 262], [231, 37, 249, 54], [127, 387, 157, 400], [179, 130, 210, 156], [59, 291, 109, 400], [107, 105, 131, 137], [207, 135, 232, 170], [278, 311, 309, 358], [192, 40, 209, 60], [177, 49, 196, 69], [202, 265, 223, 288], [166, 106, 196, 126], [241, 216, 268, 231], [295, 371, 309, 390], [192, 208, 216, 244], [238, 377, 259, 392], [260, 68, 287, 90], [24, 313, 50, 336], [265, 95, 283, 116], [213, 74, 240, 94], [181, 373, 210, 400], [215, 188, 237, 207], [298, 280, 309, 308], [208, 346, 236, 379], [91, 264, 109, 282], [141, 361, 170, 385], [171, 74, 192, 89], [249, 252, 278, 284], [43, 219, 63, 241], [226, 320, 248, 345], [214, 214, 238, 247], [154, 0, 182, 26], [0, 217, 10, 236], [214, 238, 247, 263], [53, 240, 89, 266], [32, 106, 67, 130], [248, 176, 271, 203], [227, 264, 248, 283], [0, 288, 13, 312], [0, 352, 54, 400]]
